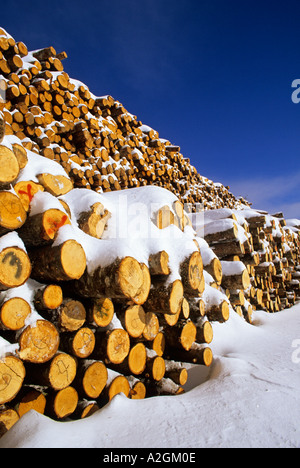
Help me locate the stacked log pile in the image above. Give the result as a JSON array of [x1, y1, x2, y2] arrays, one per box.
[[0, 27, 247, 211], [0, 120, 230, 435], [0, 27, 299, 438], [191, 207, 300, 320]]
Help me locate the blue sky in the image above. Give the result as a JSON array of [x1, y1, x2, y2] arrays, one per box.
[[2, 0, 300, 218]]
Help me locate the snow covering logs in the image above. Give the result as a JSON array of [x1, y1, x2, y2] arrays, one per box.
[[0, 27, 246, 210], [0, 27, 299, 436]]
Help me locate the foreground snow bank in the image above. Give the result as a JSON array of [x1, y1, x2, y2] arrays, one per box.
[[2, 305, 300, 449]]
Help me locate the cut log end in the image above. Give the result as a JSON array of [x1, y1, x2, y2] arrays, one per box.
[[35, 284, 63, 311], [14, 181, 44, 212], [18, 320, 60, 364], [0, 356, 26, 405], [48, 353, 77, 390], [107, 329, 130, 365], [108, 376, 130, 401], [16, 389, 47, 418], [0, 247, 31, 290], [116, 257, 144, 301], [180, 321, 197, 351], [0, 408, 19, 437], [89, 298, 114, 328], [49, 386, 78, 419], [58, 299, 86, 332], [37, 173, 73, 197], [130, 381, 146, 400], [0, 145, 20, 188], [123, 304, 146, 338], [0, 192, 27, 231], [71, 327, 95, 359], [0, 297, 31, 331], [82, 361, 108, 399], [60, 240, 86, 280], [128, 343, 147, 375]]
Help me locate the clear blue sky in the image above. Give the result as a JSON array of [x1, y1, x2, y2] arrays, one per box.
[[2, 0, 300, 218]]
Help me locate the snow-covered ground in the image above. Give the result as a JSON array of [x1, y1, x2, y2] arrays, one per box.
[[1, 304, 300, 449]]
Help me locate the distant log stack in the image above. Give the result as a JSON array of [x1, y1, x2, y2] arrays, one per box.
[[193, 207, 300, 320], [0, 26, 299, 439]]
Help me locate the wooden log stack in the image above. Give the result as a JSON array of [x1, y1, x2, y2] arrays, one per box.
[[192, 207, 300, 320], [0, 26, 299, 438], [0, 111, 224, 436], [0, 27, 247, 211]]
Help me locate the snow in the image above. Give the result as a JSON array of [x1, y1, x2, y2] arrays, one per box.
[[1, 304, 300, 448]]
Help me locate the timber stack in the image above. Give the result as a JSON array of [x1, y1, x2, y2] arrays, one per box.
[[0, 27, 299, 437]]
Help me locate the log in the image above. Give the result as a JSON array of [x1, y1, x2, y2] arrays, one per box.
[[142, 312, 160, 341], [11, 143, 28, 170], [146, 378, 184, 397], [17, 208, 71, 247], [203, 219, 239, 244], [221, 261, 251, 290], [93, 329, 130, 365], [165, 320, 197, 352], [60, 327, 95, 359], [78, 202, 111, 239], [148, 251, 170, 276], [45, 386, 78, 420], [211, 240, 245, 258], [13, 387, 47, 417], [133, 263, 151, 305], [34, 284, 63, 311], [25, 352, 77, 390], [167, 344, 213, 367], [29, 239, 86, 282], [204, 257, 223, 286], [152, 331, 166, 357], [0, 407, 19, 437], [111, 342, 147, 376], [129, 378, 147, 400], [196, 320, 213, 344], [50, 298, 86, 332], [0, 355, 26, 405], [0, 246, 31, 291], [145, 279, 184, 316], [117, 304, 146, 339], [74, 257, 146, 304], [37, 173, 73, 196], [87, 298, 114, 328], [0, 297, 31, 331], [144, 350, 166, 382], [180, 251, 204, 297], [153, 205, 176, 229], [206, 300, 230, 323], [13, 181, 44, 212], [0, 145, 20, 188], [164, 360, 188, 386], [105, 371, 130, 402], [0, 191, 27, 233], [181, 297, 190, 319], [74, 360, 108, 399], [72, 401, 100, 419], [18, 319, 60, 364]]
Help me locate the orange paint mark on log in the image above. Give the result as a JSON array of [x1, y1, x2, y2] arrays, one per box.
[[46, 215, 68, 237], [18, 184, 34, 203]]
